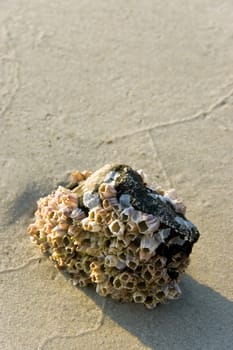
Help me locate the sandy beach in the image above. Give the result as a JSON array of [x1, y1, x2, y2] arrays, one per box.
[[1, 1, 233, 349]]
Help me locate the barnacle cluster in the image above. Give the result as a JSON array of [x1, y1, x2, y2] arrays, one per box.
[[28, 164, 200, 309]]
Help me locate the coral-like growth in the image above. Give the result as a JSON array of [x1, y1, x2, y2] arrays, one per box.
[[28, 164, 200, 309]]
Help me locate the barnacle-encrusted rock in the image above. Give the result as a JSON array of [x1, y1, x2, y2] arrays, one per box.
[[28, 164, 200, 309]]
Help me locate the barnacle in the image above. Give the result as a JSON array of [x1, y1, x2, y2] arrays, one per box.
[[28, 164, 200, 309]]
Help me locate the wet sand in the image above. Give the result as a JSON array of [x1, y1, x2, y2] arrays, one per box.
[[0, 1, 233, 349]]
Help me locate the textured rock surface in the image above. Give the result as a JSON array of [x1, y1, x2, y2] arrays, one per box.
[[1, 0, 233, 349], [28, 164, 200, 308]]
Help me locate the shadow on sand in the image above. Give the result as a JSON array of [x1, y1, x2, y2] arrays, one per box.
[[12, 183, 233, 349], [81, 275, 233, 350], [6, 178, 67, 225]]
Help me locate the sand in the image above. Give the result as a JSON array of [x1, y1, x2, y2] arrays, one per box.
[[0, 1, 233, 349]]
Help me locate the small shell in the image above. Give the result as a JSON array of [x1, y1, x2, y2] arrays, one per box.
[[81, 170, 92, 180], [178, 257, 190, 274], [77, 276, 92, 287], [154, 255, 167, 269], [81, 256, 91, 274], [90, 271, 106, 284], [114, 272, 136, 290], [164, 189, 186, 215], [158, 228, 171, 241], [70, 208, 86, 220], [62, 193, 78, 208], [155, 290, 167, 303], [58, 220, 70, 231], [61, 207, 73, 218], [133, 291, 146, 303], [117, 250, 127, 263], [113, 275, 124, 290], [83, 191, 100, 209], [98, 182, 117, 199], [136, 214, 160, 234], [51, 225, 67, 236], [51, 248, 64, 260], [155, 186, 165, 195], [137, 281, 147, 291], [144, 295, 158, 310], [81, 217, 101, 232], [96, 280, 112, 296], [164, 188, 177, 201], [105, 254, 118, 267], [126, 244, 138, 258], [167, 281, 182, 299], [173, 200, 186, 215], [108, 239, 119, 255], [120, 207, 135, 222], [89, 207, 102, 221], [139, 236, 160, 261], [157, 273, 169, 286], [125, 221, 138, 233], [30, 236, 39, 244], [126, 256, 139, 270], [85, 244, 101, 256], [81, 217, 90, 231], [90, 261, 101, 272], [125, 222, 139, 241], [104, 255, 125, 270], [102, 227, 112, 238], [137, 169, 148, 184], [27, 223, 39, 236], [109, 220, 125, 237], [74, 260, 83, 270], [102, 197, 119, 210], [70, 169, 92, 183], [143, 264, 163, 284], [124, 278, 136, 291], [141, 267, 154, 283], [117, 231, 131, 247], [152, 268, 165, 282]]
